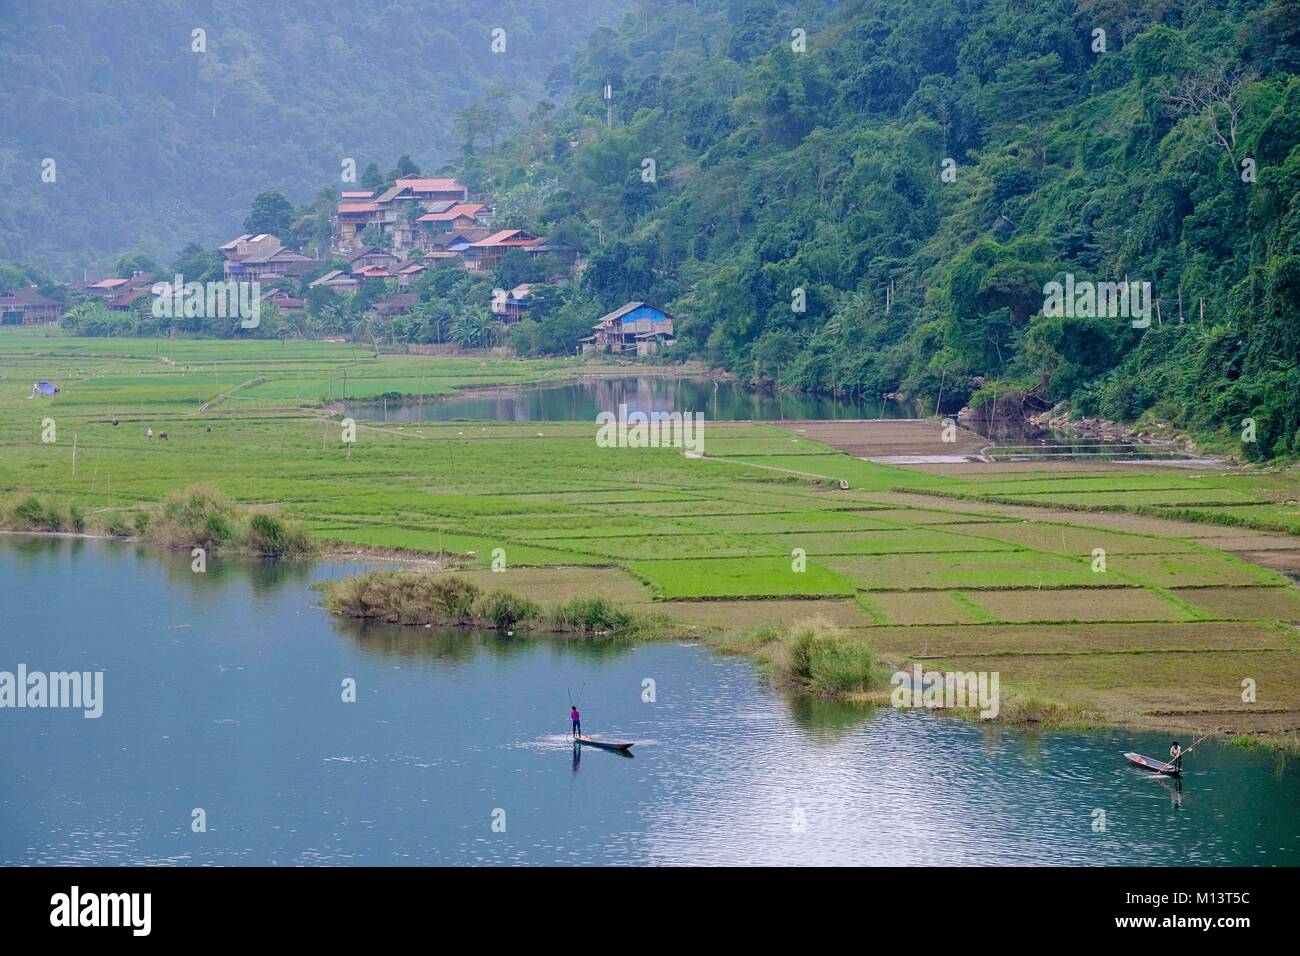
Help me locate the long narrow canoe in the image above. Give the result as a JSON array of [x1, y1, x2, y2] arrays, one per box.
[[1124, 751, 1180, 776], [575, 735, 634, 752]]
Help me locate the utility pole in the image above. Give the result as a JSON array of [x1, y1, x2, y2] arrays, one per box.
[[604, 82, 613, 128]]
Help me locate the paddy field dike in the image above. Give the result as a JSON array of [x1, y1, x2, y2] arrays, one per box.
[[3, 331, 1300, 736]]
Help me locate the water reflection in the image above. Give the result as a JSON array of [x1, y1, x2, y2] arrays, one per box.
[[351, 376, 920, 424]]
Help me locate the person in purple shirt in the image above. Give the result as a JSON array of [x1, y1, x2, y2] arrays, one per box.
[[570, 705, 581, 739]]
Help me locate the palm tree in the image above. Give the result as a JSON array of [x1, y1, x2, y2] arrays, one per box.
[[450, 308, 493, 348]]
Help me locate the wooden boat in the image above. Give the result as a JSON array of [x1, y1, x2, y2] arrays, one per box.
[[1124, 751, 1180, 776], [574, 735, 634, 752]]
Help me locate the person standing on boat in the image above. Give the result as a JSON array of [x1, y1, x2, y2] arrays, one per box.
[[1169, 741, 1183, 772], [570, 705, 581, 739]]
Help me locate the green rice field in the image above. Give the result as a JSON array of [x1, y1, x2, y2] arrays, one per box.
[[3, 331, 1300, 733]]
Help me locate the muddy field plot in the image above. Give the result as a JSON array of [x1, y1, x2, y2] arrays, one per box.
[[775, 419, 987, 458], [951, 521, 1197, 555], [1172, 586, 1300, 621], [452, 566, 652, 604], [643, 598, 871, 630], [857, 591, 991, 625], [963, 587, 1187, 623], [1105, 552, 1287, 588], [933, 650, 1300, 732], [863, 621, 1294, 658], [902, 460, 1226, 479]]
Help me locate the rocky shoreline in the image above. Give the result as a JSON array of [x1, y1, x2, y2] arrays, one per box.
[[1026, 405, 1200, 453]]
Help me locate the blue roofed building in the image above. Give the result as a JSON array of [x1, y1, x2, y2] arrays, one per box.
[[582, 302, 676, 356]]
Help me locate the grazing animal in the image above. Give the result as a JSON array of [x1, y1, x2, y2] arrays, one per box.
[[158, 431, 168, 441]]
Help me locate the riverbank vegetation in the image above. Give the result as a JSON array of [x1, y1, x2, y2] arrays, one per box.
[[320, 569, 662, 636], [751, 618, 883, 697], [0, 483, 311, 557]]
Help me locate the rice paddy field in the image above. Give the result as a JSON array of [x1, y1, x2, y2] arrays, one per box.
[[3, 331, 1300, 735]]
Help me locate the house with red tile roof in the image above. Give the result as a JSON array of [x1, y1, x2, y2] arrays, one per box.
[[80, 271, 157, 312], [331, 177, 471, 255], [465, 229, 547, 269]]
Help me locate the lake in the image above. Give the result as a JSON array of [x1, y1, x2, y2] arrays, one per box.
[[2, 537, 1296, 866]]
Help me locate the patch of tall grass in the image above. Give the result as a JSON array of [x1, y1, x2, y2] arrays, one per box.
[[322, 570, 656, 635], [762, 617, 881, 696], [0, 484, 312, 556]]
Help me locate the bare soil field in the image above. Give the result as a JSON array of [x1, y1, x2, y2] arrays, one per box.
[[639, 598, 870, 630], [1172, 586, 1300, 621], [452, 566, 651, 604], [930, 649, 1300, 733], [962, 587, 1187, 623], [862, 620, 1293, 657], [775, 419, 987, 458]]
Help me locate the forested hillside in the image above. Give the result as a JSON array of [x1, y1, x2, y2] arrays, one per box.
[[476, 0, 1300, 457], [0, 0, 628, 274]]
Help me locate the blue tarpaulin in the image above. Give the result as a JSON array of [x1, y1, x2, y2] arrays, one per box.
[[33, 381, 58, 395]]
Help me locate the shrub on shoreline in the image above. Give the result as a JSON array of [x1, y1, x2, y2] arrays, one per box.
[[761, 617, 881, 697], [321, 570, 656, 636], [0, 484, 313, 557]]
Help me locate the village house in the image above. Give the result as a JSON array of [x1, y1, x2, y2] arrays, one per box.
[[391, 176, 469, 203], [259, 287, 304, 312], [346, 247, 400, 272], [582, 302, 676, 356], [78, 271, 157, 311], [370, 292, 418, 319], [79, 276, 131, 296], [333, 201, 385, 250], [500, 283, 534, 320], [220, 233, 281, 264], [417, 202, 487, 239], [0, 286, 63, 325], [465, 229, 546, 270], [393, 259, 428, 287], [331, 177, 470, 256], [220, 234, 322, 282], [308, 270, 362, 293]]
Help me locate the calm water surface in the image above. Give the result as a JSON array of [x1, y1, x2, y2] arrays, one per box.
[[2, 538, 1296, 866], [351, 375, 1186, 457], [359, 376, 918, 424]]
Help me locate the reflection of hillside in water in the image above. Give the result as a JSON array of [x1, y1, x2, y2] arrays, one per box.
[[330, 615, 640, 666], [359, 375, 919, 424]]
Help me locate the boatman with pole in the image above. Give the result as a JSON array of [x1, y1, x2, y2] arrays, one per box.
[[570, 705, 581, 740], [1169, 740, 1183, 773]]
